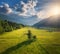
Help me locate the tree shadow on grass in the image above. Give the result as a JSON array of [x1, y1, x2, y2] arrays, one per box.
[[1, 39, 35, 54], [38, 44, 49, 54]]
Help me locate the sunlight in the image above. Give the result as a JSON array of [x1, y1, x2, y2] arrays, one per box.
[[51, 5, 60, 16], [37, 4, 60, 19]]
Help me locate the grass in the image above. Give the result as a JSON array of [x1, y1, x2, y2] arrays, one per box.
[[0, 27, 60, 54]]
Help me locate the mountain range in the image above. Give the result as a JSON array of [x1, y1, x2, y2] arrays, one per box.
[[33, 16, 60, 28], [0, 14, 60, 28], [0, 14, 40, 25]]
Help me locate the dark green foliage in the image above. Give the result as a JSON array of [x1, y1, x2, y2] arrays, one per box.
[[27, 30, 32, 39], [0, 20, 4, 34], [0, 25, 4, 34], [26, 30, 37, 40], [33, 35, 36, 39], [0, 19, 24, 34]]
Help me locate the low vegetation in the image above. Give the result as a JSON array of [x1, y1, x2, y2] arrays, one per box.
[[0, 27, 60, 54]]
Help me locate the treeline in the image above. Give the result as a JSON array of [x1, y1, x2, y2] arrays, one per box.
[[0, 20, 25, 34]]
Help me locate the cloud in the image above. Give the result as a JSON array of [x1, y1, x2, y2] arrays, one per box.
[[0, 3, 12, 14], [37, 1, 60, 19], [0, 0, 60, 19], [17, 0, 59, 18], [18, 0, 38, 17], [0, 0, 50, 19]]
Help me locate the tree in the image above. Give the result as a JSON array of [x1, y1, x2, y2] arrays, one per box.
[[27, 30, 32, 39], [0, 25, 4, 34], [33, 35, 36, 39], [0, 20, 4, 34]]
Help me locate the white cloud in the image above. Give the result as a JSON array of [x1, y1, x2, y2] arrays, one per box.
[[1, 0, 59, 19], [0, 3, 12, 14], [3, 3, 9, 8], [0, 5, 3, 8], [17, 0, 60, 19], [18, 0, 38, 17], [37, 2, 60, 19]]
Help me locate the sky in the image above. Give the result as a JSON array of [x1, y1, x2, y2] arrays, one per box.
[[0, 0, 60, 25]]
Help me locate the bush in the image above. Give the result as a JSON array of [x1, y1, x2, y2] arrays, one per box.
[[27, 30, 32, 39], [0, 25, 4, 34], [33, 35, 36, 39], [4, 26, 13, 32]]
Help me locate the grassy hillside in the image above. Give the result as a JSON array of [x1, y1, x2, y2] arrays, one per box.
[[0, 27, 60, 54]]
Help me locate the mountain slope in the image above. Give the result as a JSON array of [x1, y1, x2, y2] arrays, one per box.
[[0, 14, 40, 25], [33, 16, 60, 28]]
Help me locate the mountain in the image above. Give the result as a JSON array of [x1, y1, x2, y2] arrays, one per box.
[[0, 14, 17, 22], [33, 16, 60, 28], [0, 14, 40, 25]]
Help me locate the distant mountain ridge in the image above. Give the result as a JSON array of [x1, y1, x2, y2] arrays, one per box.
[[0, 14, 16, 22], [0, 14, 40, 25], [33, 16, 60, 28]]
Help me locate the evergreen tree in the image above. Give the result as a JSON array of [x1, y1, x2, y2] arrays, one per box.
[[27, 30, 32, 39]]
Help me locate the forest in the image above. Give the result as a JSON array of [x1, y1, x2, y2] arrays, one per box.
[[0, 19, 24, 34]]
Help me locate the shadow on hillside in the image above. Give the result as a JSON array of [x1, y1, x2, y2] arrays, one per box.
[[38, 44, 49, 54], [1, 39, 35, 54]]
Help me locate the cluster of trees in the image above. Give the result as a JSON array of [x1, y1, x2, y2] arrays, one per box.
[[0, 20, 24, 34], [26, 30, 36, 40]]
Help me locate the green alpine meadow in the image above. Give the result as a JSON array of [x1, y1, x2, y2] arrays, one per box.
[[0, 0, 60, 54], [0, 27, 60, 54]]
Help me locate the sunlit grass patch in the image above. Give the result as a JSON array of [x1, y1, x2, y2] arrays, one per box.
[[0, 27, 60, 54]]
